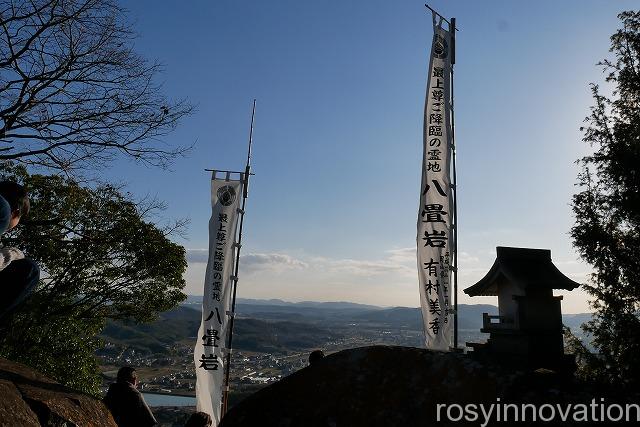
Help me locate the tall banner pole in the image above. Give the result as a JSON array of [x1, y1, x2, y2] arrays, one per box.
[[450, 17, 458, 350], [417, 6, 456, 351], [194, 100, 256, 426], [222, 99, 256, 415]]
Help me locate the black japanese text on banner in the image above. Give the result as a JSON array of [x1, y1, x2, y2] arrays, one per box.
[[194, 177, 243, 424], [417, 21, 454, 351]]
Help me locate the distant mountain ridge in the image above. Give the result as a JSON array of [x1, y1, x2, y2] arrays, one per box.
[[99, 305, 341, 354], [182, 297, 591, 330], [182, 296, 382, 311], [186, 297, 498, 318], [350, 304, 499, 330], [100, 299, 592, 356]]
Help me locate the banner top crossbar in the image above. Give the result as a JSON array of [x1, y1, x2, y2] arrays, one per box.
[[424, 4, 459, 31], [204, 169, 255, 175]]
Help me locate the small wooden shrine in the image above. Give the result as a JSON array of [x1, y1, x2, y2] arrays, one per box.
[[464, 246, 580, 372]]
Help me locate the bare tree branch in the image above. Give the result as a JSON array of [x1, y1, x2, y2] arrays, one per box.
[[0, 0, 193, 173]]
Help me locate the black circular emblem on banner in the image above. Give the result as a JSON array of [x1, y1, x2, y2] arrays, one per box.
[[217, 185, 237, 206], [433, 35, 448, 59]]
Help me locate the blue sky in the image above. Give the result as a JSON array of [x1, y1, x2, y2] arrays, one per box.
[[107, 0, 636, 313]]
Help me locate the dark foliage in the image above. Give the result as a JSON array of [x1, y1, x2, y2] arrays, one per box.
[[571, 10, 640, 390], [0, 164, 187, 394]]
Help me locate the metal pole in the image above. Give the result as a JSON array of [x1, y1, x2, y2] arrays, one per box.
[[221, 99, 256, 415], [425, 4, 460, 31], [425, 4, 451, 26], [449, 18, 459, 350], [243, 100, 256, 198]]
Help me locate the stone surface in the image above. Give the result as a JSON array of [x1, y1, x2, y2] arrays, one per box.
[[219, 345, 602, 427], [0, 379, 40, 426], [0, 357, 116, 427], [153, 406, 194, 426]]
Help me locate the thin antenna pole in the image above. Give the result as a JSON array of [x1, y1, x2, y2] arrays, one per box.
[[244, 99, 256, 198], [221, 99, 256, 415], [449, 18, 459, 350]]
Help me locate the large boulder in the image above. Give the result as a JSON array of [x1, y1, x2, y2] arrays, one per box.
[[0, 357, 116, 426], [219, 345, 598, 427]]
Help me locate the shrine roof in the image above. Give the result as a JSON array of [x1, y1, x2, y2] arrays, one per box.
[[463, 247, 581, 297]]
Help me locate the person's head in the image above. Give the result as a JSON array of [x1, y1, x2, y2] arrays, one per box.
[[117, 366, 137, 387], [309, 349, 325, 366], [0, 181, 29, 230], [185, 411, 213, 427]]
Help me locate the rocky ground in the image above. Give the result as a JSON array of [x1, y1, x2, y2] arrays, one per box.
[[2, 346, 637, 427], [153, 406, 195, 426], [0, 357, 116, 426], [219, 345, 620, 427]]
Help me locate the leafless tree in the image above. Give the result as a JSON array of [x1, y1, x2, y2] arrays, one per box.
[[0, 0, 192, 172]]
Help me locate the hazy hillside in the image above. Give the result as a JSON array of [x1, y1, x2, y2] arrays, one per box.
[[237, 299, 382, 311], [232, 318, 342, 353], [181, 296, 381, 311], [101, 305, 200, 354], [234, 302, 500, 330], [100, 300, 592, 356], [562, 313, 593, 330], [352, 304, 499, 329], [100, 305, 341, 354], [234, 303, 378, 322]]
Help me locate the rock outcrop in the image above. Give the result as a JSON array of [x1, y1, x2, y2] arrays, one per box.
[[220, 345, 599, 427], [0, 357, 116, 427]]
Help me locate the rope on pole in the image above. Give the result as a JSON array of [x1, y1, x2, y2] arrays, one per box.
[[221, 99, 256, 415]]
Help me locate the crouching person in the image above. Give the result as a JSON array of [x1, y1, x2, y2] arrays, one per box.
[[104, 367, 158, 427], [0, 181, 39, 320]]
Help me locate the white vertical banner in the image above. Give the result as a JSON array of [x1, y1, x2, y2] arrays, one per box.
[[194, 176, 243, 424], [417, 19, 454, 351]]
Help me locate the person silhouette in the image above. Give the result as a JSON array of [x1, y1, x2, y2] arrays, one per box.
[[103, 367, 157, 427], [0, 181, 39, 321]]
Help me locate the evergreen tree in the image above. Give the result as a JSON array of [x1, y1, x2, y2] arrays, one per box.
[[571, 10, 640, 390], [0, 164, 187, 394]]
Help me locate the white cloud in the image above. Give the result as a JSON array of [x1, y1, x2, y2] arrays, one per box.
[[385, 247, 416, 264], [323, 257, 414, 277], [182, 246, 592, 311], [187, 247, 416, 277], [187, 249, 307, 271], [241, 253, 308, 273], [458, 251, 480, 264], [186, 249, 208, 263], [187, 249, 308, 271]]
